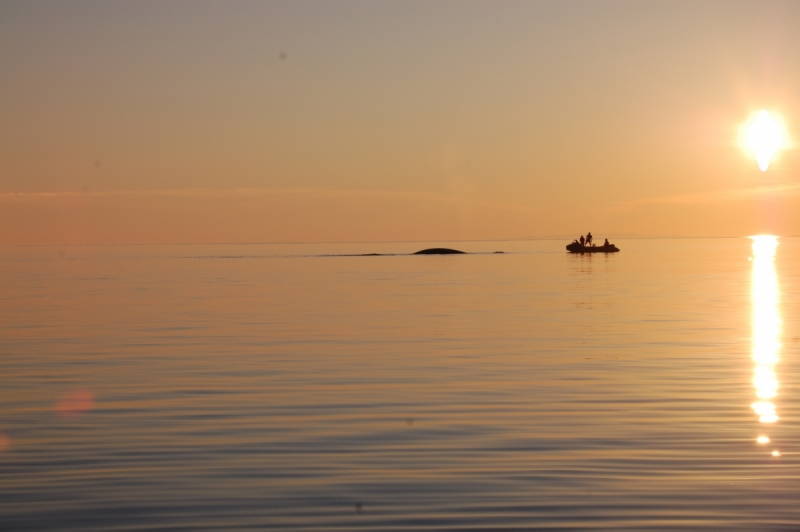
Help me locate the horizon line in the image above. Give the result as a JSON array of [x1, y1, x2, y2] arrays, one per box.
[[3, 233, 795, 248]]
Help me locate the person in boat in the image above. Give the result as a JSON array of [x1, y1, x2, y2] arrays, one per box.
[[604, 238, 610, 247], [586, 232, 593, 246], [579, 235, 585, 246]]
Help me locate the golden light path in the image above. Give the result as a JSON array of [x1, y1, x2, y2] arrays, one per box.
[[739, 110, 791, 172], [750, 235, 782, 457]]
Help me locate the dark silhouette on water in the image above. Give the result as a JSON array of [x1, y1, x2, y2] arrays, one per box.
[[413, 248, 466, 255], [319, 248, 504, 257], [566, 239, 619, 253], [569, 232, 618, 253]]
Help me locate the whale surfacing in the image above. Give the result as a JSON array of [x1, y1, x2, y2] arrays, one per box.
[[413, 248, 465, 255]]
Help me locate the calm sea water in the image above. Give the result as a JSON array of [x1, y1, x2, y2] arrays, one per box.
[[1, 238, 799, 531]]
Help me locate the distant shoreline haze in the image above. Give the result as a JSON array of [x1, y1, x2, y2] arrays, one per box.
[[0, 185, 796, 245]]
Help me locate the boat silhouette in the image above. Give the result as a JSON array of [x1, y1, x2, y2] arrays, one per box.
[[566, 242, 620, 253]]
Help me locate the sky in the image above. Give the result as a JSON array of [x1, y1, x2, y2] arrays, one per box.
[[2, 0, 799, 244]]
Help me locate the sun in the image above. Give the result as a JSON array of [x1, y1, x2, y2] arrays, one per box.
[[739, 110, 791, 172]]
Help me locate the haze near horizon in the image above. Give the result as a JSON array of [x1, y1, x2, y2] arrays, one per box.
[[2, 0, 799, 244]]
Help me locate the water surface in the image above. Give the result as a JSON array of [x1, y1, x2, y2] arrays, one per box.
[[1, 238, 799, 530]]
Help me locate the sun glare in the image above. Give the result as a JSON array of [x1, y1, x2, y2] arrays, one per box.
[[750, 235, 782, 455], [740, 110, 791, 172]]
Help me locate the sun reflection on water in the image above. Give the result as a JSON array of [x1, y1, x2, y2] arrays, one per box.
[[750, 235, 782, 456]]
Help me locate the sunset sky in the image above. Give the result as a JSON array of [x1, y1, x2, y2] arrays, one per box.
[[2, 0, 799, 244]]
